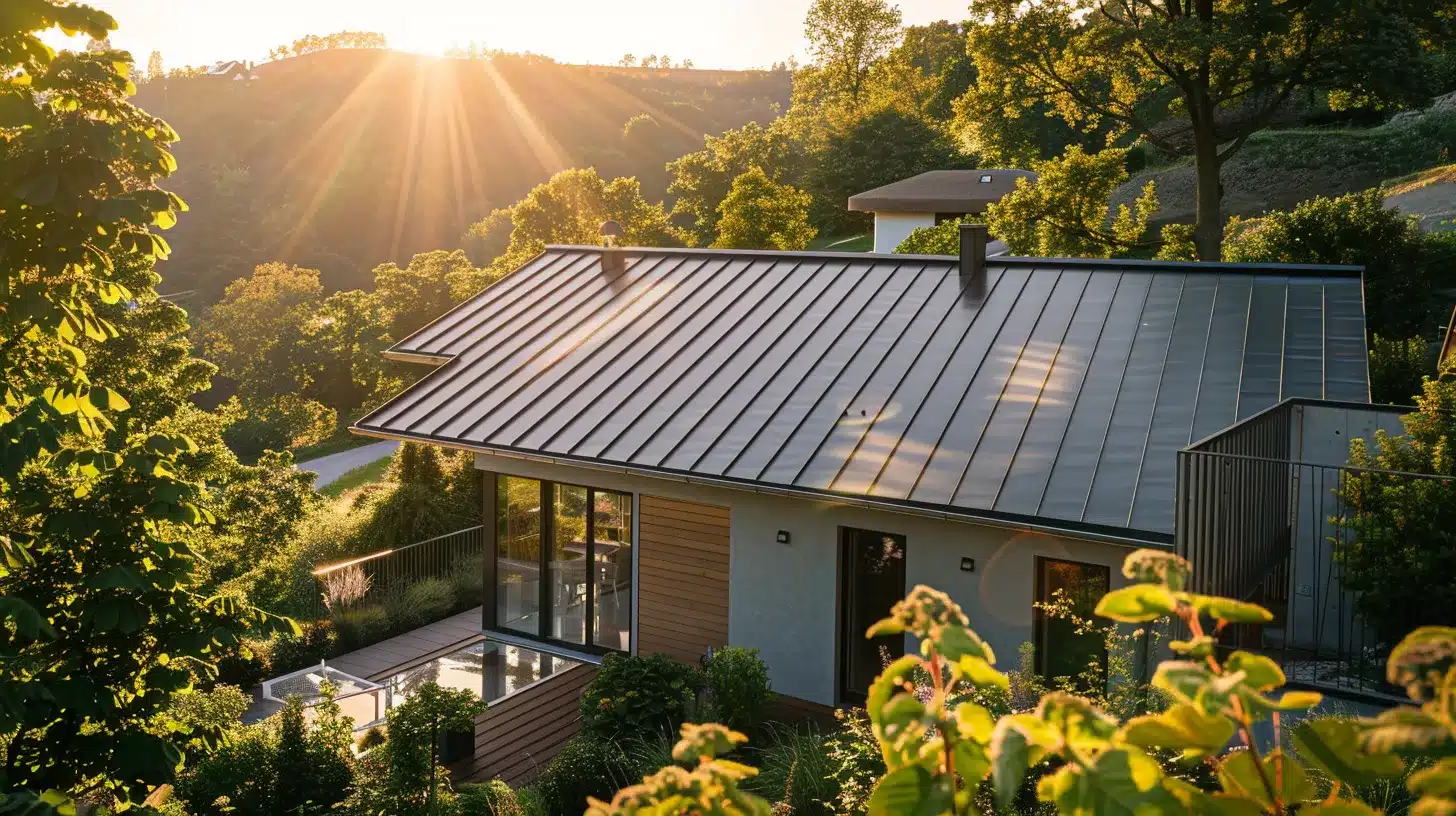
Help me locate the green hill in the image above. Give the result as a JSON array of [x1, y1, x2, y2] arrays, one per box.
[[136, 49, 790, 301]]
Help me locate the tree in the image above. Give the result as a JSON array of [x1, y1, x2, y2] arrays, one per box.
[[202, 263, 325, 403], [1369, 335, 1430, 405], [489, 168, 684, 273], [807, 107, 970, 234], [712, 167, 817, 250], [1, 4, 288, 808], [986, 146, 1158, 257], [668, 122, 801, 246], [964, 0, 1455, 260], [867, 20, 976, 120], [619, 54, 635, 67], [146, 49, 164, 82], [1337, 377, 1456, 644], [1222, 190, 1440, 337], [371, 249, 493, 343], [641, 54, 656, 68], [803, 0, 903, 104], [460, 207, 514, 266], [894, 217, 972, 254], [301, 288, 393, 418]]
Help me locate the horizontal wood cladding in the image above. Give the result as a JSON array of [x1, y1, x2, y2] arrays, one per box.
[[637, 495, 730, 664], [451, 663, 597, 786]]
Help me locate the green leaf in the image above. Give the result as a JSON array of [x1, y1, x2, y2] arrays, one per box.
[[954, 702, 995, 744], [1184, 594, 1274, 624], [990, 716, 1036, 811], [952, 738, 991, 787], [0, 596, 56, 641], [936, 624, 994, 663], [1294, 717, 1404, 787], [1361, 708, 1456, 757], [1121, 703, 1235, 758], [88, 565, 146, 591], [1224, 651, 1285, 691], [956, 655, 1009, 692], [1301, 803, 1380, 815], [1095, 584, 1178, 622], [1170, 636, 1216, 658], [1218, 749, 1314, 810], [1039, 747, 1180, 815], [866, 617, 904, 638], [867, 764, 953, 816]]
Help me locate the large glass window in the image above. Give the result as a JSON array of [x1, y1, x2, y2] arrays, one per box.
[[494, 476, 632, 653], [496, 476, 542, 635], [1034, 557, 1110, 688]]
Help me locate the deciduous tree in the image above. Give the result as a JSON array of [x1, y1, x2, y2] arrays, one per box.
[[803, 0, 903, 104], [668, 122, 801, 246], [987, 146, 1158, 257], [712, 167, 817, 250], [964, 0, 1456, 260]]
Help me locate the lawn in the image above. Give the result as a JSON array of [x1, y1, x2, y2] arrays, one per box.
[[808, 232, 873, 252], [292, 431, 376, 463], [319, 454, 394, 499]]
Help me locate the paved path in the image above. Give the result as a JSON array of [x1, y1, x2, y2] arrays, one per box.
[[296, 440, 400, 489]]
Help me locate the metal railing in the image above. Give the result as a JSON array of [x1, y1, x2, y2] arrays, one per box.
[[1175, 399, 1454, 703], [312, 525, 485, 620]]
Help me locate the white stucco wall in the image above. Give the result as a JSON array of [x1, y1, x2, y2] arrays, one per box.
[[872, 212, 936, 253], [473, 453, 1143, 707]]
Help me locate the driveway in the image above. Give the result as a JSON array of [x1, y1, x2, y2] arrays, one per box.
[[297, 440, 400, 489]]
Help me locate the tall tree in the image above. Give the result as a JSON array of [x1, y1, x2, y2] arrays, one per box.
[[145, 49, 163, 83], [667, 122, 802, 246], [371, 249, 492, 342], [986, 146, 1158, 257], [803, 0, 903, 104], [712, 167, 817, 250], [965, 0, 1455, 260], [202, 263, 325, 403], [1, 3, 286, 809]]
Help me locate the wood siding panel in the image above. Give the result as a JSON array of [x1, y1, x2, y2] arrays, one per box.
[[638, 495, 730, 664], [452, 663, 598, 786]]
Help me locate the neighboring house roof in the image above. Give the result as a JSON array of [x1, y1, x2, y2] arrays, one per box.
[[847, 169, 1037, 213], [357, 246, 1369, 543]]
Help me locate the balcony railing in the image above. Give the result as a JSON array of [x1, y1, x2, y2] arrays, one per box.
[[312, 525, 485, 620], [1175, 399, 1451, 703]]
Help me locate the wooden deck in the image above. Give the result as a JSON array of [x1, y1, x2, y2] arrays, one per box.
[[451, 662, 599, 786], [329, 606, 483, 681]]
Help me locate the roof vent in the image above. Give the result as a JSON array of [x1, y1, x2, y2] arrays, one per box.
[[600, 220, 625, 273]]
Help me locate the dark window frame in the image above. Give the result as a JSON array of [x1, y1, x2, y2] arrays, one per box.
[[836, 526, 908, 705], [491, 475, 633, 657], [1033, 556, 1111, 687]]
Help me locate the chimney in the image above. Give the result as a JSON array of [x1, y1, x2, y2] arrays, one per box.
[[959, 222, 988, 281], [600, 220, 625, 273]]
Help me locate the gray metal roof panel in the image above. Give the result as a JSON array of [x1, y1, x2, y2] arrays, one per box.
[[355, 246, 1371, 539]]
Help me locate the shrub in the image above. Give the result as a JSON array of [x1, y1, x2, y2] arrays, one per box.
[[749, 724, 838, 816], [822, 708, 882, 815], [456, 779, 524, 816], [699, 646, 773, 731], [580, 652, 700, 742], [533, 735, 636, 816], [344, 681, 487, 813], [894, 217, 969, 255], [1370, 334, 1431, 404], [165, 685, 250, 750], [273, 694, 354, 815], [449, 552, 485, 607], [174, 723, 278, 815], [214, 637, 272, 689], [269, 620, 337, 674], [332, 604, 391, 651], [387, 577, 456, 631], [357, 726, 387, 753]]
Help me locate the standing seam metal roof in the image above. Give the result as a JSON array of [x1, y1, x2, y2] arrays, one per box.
[[358, 246, 1370, 540]]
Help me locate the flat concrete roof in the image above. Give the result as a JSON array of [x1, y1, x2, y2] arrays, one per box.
[[848, 169, 1036, 213]]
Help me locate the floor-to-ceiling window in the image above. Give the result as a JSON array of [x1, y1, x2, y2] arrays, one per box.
[[493, 476, 633, 654], [1034, 557, 1110, 688]]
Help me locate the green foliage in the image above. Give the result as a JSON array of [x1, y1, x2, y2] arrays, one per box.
[[987, 146, 1158, 258], [457, 779, 524, 816], [372, 249, 495, 342], [601, 550, 1456, 815], [1370, 335, 1431, 405], [895, 218, 974, 255], [0, 4, 293, 808], [585, 724, 770, 815], [807, 107, 970, 234], [332, 604, 391, 651], [343, 682, 489, 814], [1223, 190, 1444, 337], [204, 262, 327, 403], [668, 122, 802, 246], [534, 735, 638, 816], [174, 684, 354, 816], [824, 708, 883, 814], [749, 724, 838, 815], [699, 646, 774, 731], [581, 652, 701, 742], [712, 167, 817, 251], [388, 577, 456, 631], [482, 168, 685, 275], [963, 0, 1454, 260], [1335, 377, 1456, 643], [158, 685, 251, 751], [803, 0, 903, 105]]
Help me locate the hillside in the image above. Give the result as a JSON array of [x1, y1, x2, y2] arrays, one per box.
[[136, 49, 790, 300], [1112, 104, 1456, 225]]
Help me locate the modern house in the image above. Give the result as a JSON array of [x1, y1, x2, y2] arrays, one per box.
[[351, 223, 1393, 737], [848, 169, 1035, 252]]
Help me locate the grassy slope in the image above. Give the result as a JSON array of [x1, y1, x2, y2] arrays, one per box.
[[1115, 110, 1456, 222], [319, 455, 394, 499]]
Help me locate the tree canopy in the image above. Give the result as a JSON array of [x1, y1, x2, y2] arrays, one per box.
[[804, 0, 904, 105], [712, 167, 817, 250], [986, 146, 1158, 258], [963, 0, 1456, 260]]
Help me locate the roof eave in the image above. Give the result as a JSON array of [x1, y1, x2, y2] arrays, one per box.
[[348, 424, 1174, 549]]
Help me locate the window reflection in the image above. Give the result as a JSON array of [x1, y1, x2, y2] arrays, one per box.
[[551, 484, 588, 645], [496, 476, 540, 634], [593, 490, 632, 650]]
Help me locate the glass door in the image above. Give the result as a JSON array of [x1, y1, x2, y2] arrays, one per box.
[[838, 527, 907, 704]]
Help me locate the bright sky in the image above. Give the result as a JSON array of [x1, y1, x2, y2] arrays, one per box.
[[48, 0, 975, 70]]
